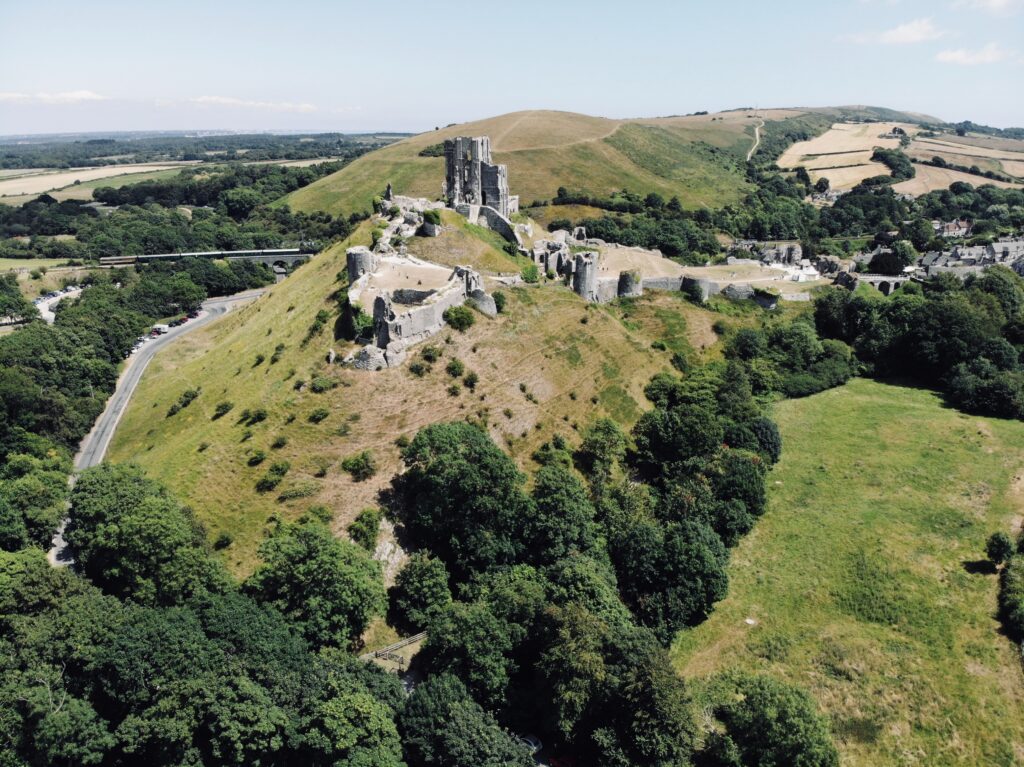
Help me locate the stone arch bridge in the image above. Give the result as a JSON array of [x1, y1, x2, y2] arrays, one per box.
[[857, 273, 914, 296]]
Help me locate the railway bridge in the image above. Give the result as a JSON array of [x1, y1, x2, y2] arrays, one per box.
[[99, 248, 314, 269]]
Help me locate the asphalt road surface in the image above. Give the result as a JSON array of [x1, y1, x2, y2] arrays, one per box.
[[38, 288, 83, 324], [47, 289, 263, 566]]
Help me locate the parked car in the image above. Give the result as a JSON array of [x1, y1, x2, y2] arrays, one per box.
[[519, 734, 543, 755]]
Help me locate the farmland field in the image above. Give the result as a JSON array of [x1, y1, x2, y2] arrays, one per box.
[[0, 162, 193, 203], [780, 121, 1024, 193], [673, 378, 1024, 766], [893, 164, 1022, 195]]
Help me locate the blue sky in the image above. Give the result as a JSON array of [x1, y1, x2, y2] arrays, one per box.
[[1, 0, 1021, 135]]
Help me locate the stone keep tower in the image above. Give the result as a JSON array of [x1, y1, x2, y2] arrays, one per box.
[[444, 136, 517, 218]]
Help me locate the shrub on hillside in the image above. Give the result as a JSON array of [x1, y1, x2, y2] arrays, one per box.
[[341, 451, 376, 482], [492, 290, 507, 313], [1000, 555, 1024, 640], [521, 263, 540, 284], [310, 376, 336, 393], [167, 388, 200, 417], [348, 508, 382, 552], [212, 401, 234, 420], [308, 407, 330, 424], [445, 358, 465, 378], [256, 461, 290, 492], [443, 305, 475, 332], [423, 208, 442, 225]]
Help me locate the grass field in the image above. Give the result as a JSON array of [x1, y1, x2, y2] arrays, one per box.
[[0, 257, 72, 271], [106, 221, 727, 577], [673, 378, 1024, 766], [280, 109, 764, 216]]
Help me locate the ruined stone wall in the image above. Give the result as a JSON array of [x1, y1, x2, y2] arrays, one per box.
[[477, 205, 522, 247], [641, 276, 687, 292], [618, 269, 642, 298], [346, 246, 380, 284], [445, 135, 515, 219]]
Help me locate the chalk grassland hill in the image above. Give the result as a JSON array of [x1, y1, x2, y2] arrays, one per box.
[[780, 121, 1024, 193], [281, 109, 778, 215], [106, 220, 719, 577], [674, 378, 1024, 766]]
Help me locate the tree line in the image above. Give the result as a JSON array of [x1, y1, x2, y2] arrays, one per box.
[[0, 133, 395, 170], [1, 163, 369, 262], [814, 266, 1024, 419], [382, 348, 841, 765]]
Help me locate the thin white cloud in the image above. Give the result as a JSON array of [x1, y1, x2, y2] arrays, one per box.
[[952, 0, 1021, 14], [190, 96, 317, 113], [936, 41, 1016, 63], [0, 90, 107, 104], [845, 17, 946, 44]]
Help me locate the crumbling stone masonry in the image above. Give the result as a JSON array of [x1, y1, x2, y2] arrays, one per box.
[[444, 136, 518, 218], [343, 195, 497, 371], [443, 136, 522, 248]]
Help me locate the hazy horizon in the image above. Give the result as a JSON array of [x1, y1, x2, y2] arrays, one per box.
[[2, 0, 1023, 135]]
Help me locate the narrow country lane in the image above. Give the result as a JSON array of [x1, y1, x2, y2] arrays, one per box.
[[47, 288, 264, 566]]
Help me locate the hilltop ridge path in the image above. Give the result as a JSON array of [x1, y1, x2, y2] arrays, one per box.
[[47, 288, 264, 566], [746, 119, 764, 162]]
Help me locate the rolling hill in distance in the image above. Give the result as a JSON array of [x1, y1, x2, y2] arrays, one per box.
[[282, 105, 941, 216]]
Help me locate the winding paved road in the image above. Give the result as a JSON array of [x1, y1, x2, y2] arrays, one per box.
[[47, 289, 264, 566]]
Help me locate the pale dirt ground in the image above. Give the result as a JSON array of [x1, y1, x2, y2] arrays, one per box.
[[595, 246, 826, 295], [0, 168, 50, 179], [597, 245, 686, 278], [779, 122, 916, 166], [350, 256, 454, 308], [893, 164, 1022, 195], [0, 162, 194, 198], [678, 262, 829, 295], [1002, 160, 1024, 178], [779, 122, 921, 191], [914, 137, 1024, 161], [800, 149, 872, 169], [812, 162, 891, 189]]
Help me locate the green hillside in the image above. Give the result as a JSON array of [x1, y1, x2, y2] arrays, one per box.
[[674, 378, 1024, 766], [281, 109, 765, 215], [106, 219, 719, 576], [281, 106, 941, 218]]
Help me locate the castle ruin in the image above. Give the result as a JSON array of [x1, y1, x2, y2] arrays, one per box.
[[442, 136, 523, 247], [444, 136, 518, 218]]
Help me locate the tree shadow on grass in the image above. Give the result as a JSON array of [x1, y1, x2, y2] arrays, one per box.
[[962, 558, 997, 575]]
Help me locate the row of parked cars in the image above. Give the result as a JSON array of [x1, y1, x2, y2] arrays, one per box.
[[31, 284, 80, 306], [124, 309, 202, 358]]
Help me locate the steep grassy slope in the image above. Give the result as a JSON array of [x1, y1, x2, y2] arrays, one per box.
[[674, 378, 1024, 766], [281, 109, 763, 215], [106, 223, 719, 576]]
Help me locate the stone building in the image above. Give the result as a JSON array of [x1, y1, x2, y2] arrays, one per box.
[[444, 136, 518, 219]]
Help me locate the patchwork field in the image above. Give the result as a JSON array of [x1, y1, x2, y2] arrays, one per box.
[[674, 378, 1024, 766], [280, 109, 768, 216], [781, 121, 1024, 192], [106, 222, 725, 577], [778, 122, 919, 190], [0, 162, 194, 202], [893, 164, 1022, 196]]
